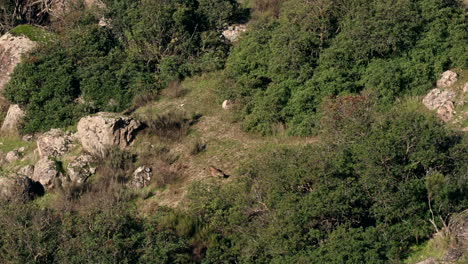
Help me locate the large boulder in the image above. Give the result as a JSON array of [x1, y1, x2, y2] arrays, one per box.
[[0, 176, 44, 200], [0, 104, 25, 134], [4, 147, 24, 163], [32, 157, 61, 189], [0, 33, 37, 92], [76, 112, 141, 157], [436, 70, 458, 88], [37, 129, 74, 157], [67, 154, 96, 185], [422, 89, 456, 110]]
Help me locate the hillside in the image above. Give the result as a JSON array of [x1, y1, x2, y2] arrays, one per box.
[[0, 0, 467, 263]]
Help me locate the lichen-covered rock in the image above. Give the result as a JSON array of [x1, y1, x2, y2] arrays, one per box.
[[5, 149, 22, 163], [76, 112, 141, 157], [67, 154, 96, 185], [128, 166, 152, 189], [17, 165, 35, 178], [0, 33, 37, 92], [33, 157, 61, 189], [423, 89, 456, 110], [436, 70, 458, 88], [222, 24, 247, 42], [37, 129, 74, 157], [0, 104, 25, 134], [437, 101, 455, 122], [0, 175, 44, 200]]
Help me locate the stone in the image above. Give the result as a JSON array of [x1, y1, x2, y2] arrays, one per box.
[[222, 99, 234, 110], [0, 104, 25, 134], [463, 83, 468, 93], [416, 258, 436, 264], [37, 129, 73, 157], [422, 89, 456, 110], [22, 134, 34, 142], [0, 33, 37, 92], [67, 154, 96, 185], [17, 165, 35, 177], [437, 101, 455, 122], [222, 24, 247, 42], [76, 112, 141, 157], [5, 149, 22, 163], [0, 176, 44, 200], [436, 70, 458, 88], [128, 166, 152, 189], [33, 157, 61, 189]]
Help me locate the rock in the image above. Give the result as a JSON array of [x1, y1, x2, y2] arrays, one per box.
[[22, 134, 33, 142], [33, 157, 61, 189], [0, 104, 25, 134], [436, 70, 457, 88], [209, 166, 229, 178], [222, 24, 247, 42], [222, 99, 234, 110], [128, 166, 152, 189], [0, 33, 37, 92], [443, 210, 468, 262], [17, 165, 35, 177], [5, 149, 22, 163], [437, 101, 455, 122], [37, 129, 74, 157], [76, 112, 141, 157], [463, 83, 468, 93], [67, 154, 96, 185], [0, 176, 44, 200], [423, 89, 456, 110]]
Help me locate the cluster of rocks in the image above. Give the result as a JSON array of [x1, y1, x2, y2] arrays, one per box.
[[222, 24, 247, 42], [422, 70, 467, 126], [0, 112, 149, 200]]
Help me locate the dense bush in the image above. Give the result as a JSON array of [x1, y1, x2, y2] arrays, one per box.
[[223, 0, 467, 135], [4, 0, 243, 132]]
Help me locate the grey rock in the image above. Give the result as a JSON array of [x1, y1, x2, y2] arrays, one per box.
[[437, 101, 455, 122], [0, 175, 43, 200], [222, 24, 247, 42], [0, 104, 25, 134], [33, 157, 61, 189], [17, 165, 35, 177], [76, 112, 141, 157], [436, 70, 457, 88], [423, 89, 456, 110], [5, 149, 21, 163], [37, 129, 74, 158], [128, 166, 152, 189], [67, 154, 96, 185]]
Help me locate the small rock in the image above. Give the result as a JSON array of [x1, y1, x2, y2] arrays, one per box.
[[33, 157, 61, 189], [437, 70, 458, 88], [128, 166, 152, 189], [416, 258, 436, 264], [5, 149, 21, 163], [67, 154, 96, 185], [423, 89, 456, 110], [22, 134, 33, 142], [37, 129, 74, 158], [0, 104, 25, 134], [463, 83, 468, 93], [437, 101, 455, 122], [222, 99, 234, 110]]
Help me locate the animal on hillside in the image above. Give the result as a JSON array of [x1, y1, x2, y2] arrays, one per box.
[[208, 166, 229, 178]]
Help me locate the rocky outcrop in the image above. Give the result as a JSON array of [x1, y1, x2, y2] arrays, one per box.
[[76, 112, 141, 157], [0, 33, 37, 92], [128, 166, 152, 189], [442, 210, 468, 262], [0, 104, 25, 134], [437, 101, 455, 122], [436, 70, 458, 88], [67, 154, 96, 185], [222, 24, 247, 42], [37, 129, 74, 158], [32, 157, 61, 189], [0, 175, 44, 200]]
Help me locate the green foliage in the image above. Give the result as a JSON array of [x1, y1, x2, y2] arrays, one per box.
[[9, 25, 54, 42], [223, 0, 467, 135]]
